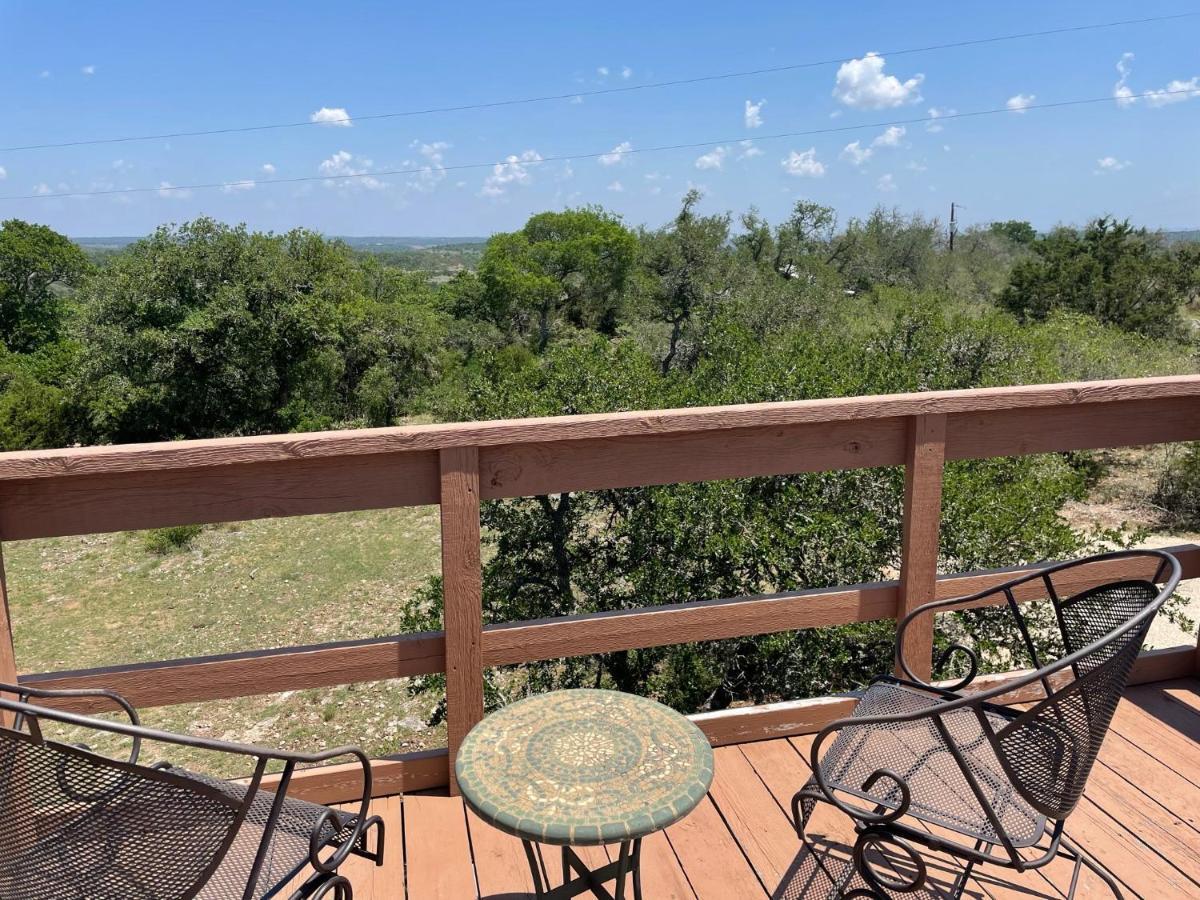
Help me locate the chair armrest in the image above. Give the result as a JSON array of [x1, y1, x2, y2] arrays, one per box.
[[894, 598, 983, 693], [297, 747, 376, 874], [0, 680, 143, 764]]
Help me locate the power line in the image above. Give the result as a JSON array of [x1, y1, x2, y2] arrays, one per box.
[[1, 11, 1195, 154], [5, 88, 1195, 203]]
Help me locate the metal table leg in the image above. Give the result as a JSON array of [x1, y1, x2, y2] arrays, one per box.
[[522, 838, 644, 900]]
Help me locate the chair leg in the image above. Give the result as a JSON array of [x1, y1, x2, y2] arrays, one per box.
[[1060, 834, 1123, 899]]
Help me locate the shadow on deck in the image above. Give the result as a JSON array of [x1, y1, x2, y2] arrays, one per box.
[[304, 677, 1200, 899]]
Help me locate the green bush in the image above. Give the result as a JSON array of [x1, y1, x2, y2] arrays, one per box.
[[1155, 444, 1200, 529], [143, 525, 204, 555]]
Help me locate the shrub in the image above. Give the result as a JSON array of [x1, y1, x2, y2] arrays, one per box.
[[1154, 444, 1200, 529], [143, 524, 203, 555]]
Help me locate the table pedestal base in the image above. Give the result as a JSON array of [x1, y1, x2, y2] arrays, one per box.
[[522, 838, 643, 900]]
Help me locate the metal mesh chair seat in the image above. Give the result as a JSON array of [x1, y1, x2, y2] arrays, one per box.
[[166, 767, 360, 899], [0, 735, 245, 900], [0, 683, 383, 900], [816, 681, 1046, 847]]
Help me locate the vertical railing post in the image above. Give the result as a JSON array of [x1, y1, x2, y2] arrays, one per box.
[[0, 544, 18, 726], [896, 414, 947, 682], [439, 447, 484, 795]]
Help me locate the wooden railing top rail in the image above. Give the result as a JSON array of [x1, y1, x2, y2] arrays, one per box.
[[0, 374, 1198, 480]]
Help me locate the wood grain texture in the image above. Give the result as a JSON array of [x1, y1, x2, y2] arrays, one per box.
[[896, 414, 946, 681], [946, 395, 1200, 460], [480, 417, 907, 499], [0, 452, 439, 540], [403, 795, 478, 899], [440, 446, 484, 796], [481, 582, 900, 667], [255, 748, 449, 805], [1, 375, 1196, 482], [18, 631, 445, 713]]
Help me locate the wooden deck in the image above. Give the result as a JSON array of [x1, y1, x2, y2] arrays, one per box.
[[312, 678, 1200, 899]]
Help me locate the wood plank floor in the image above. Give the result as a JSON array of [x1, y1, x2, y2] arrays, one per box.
[[317, 678, 1200, 899]]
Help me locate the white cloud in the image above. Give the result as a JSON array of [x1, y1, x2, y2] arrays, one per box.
[[157, 181, 191, 199], [597, 66, 609, 77], [310, 107, 352, 127], [737, 139, 762, 160], [1114, 53, 1137, 107], [877, 173, 897, 192], [694, 146, 728, 170], [1112, 53, 1198, 107], [81, 65, 95, 76], [261, 163, 276, 176], [33, 183, 53, 195], [607, 180, 625, 192], [744, 99, 765, 129], [0, 166, 6, 180], [406, 140, 450, 191], [318, 150, 385, 190], [621, 66, 633, 80], [38, 70, 50, 79], [781, 148, 825, 177], [906, 160, 928, 172], [481, 149, 542, 197], [840, 141, 872, 166], [872, 125, 906, 147], [1095, 156, 1132, 173], [926, 107, 954, 132], [833, 53, 923, 109], [1006, 93, 1036, 113], [1145, 77, 1200, 107], [598, 141, 633, 166], [221, 179, 256, 193], [569, 95, 583, 104]]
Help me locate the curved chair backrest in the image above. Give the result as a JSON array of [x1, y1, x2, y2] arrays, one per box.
[[988, 551, 1178, 819], [0, 699, 258, 900]]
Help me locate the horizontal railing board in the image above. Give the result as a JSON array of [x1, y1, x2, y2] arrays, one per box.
[[480, 417, 907, 499], [23, 545, 1196, 713], [285, 647, 1197, 802], [0, 452, 440, 541], [0, 376, 1197, 483], [946, 396, 1200, 460], [258, 748, 449, 805], [20, 631, 445, 713]]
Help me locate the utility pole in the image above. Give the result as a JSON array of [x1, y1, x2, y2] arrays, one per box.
[[949, 202, 957, 253]]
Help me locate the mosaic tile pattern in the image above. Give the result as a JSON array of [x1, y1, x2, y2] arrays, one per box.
[[456, 689, 714, 845]]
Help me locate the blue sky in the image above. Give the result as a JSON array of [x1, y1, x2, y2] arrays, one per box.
[[1, 1, 1197, 237]]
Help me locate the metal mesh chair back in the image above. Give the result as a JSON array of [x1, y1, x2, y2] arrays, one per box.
[[0, 726, 247, 900], [993, 576, 1160, 819]]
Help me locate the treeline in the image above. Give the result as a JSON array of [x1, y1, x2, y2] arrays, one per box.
[[1, 196, 1196, 453]]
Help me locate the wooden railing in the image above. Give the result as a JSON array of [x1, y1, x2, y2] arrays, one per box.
[[1, 376, 1199, 802]]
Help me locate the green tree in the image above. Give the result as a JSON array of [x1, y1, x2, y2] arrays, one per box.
[[477, 208, 637, 350], [636, 190, 733, 372], [988, 220, 1038, 247], [0, 219, 90, 353], [999, 217, 1195, 338]]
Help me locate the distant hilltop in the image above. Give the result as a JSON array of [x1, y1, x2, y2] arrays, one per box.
[[72, 235, 488, 251]]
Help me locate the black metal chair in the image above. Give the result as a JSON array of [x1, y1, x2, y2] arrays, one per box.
[[0, 682, 385, 899], [791, 549, 1182, 899]]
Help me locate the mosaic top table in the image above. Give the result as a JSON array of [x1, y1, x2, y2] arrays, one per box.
[[455, 688, 715, 900]]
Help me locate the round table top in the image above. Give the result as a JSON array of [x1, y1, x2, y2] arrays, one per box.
[[455, 689, 714, 846]]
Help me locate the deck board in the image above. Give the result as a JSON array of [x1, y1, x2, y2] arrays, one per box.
[[279, 678, 1200, 898]]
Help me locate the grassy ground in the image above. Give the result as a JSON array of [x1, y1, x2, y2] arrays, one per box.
[[6, 507, 446, 776]]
